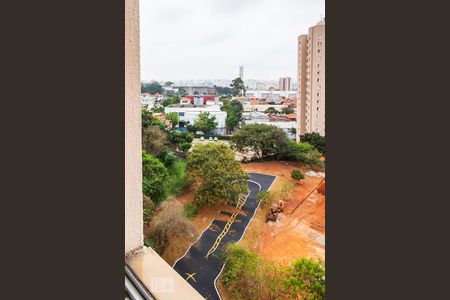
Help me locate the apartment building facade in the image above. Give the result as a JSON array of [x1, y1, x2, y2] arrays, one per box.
[[296, 20, 325, 139], [279, 77, 292, 91]]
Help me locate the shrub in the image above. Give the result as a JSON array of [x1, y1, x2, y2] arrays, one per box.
[[280, 182, 295, 200], [164, 160, 188, 196], [221, 244, 288, 300], [147, 199, 197, 254], [291, 170, 304, 182], [142, 150, 169, 204], [279, 141, 324, 168], [285, 258, 325, 300], [157, 150, 177, 167], [300, 132, 325, 155], [183, 203, 200, 219], [143, 195, 155, 225], [178, 142, 192, 153], [257, 190, 276, 208]]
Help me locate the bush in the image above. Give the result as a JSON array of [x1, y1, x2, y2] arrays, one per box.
[[178, 142, 192, 153], [221, 244, 288, 300], [143, 195, 155, 225], [285, 258, 325, 300], [157, 150, 177, 167], [300, 132, 325, 155], [142, 150, 169, 204], [257, 190, 276, 208], [221, 244, 325, 300], [279, 141, 324, 168], [183, 203, 200, 219], [280, 182, 295, 200], [291, 170, 304, 182], [147, 199, 197, 255], [164, 160, 188, 196]]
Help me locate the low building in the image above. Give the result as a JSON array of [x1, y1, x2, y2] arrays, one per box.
[[164, 104, 227, 135], [172, 86, 216, 95], [243, 111, 297, 139], [243, 103, 289, 113], [245, 90, 297, 102]]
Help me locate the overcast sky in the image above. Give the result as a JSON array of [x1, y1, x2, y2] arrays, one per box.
[[140, 0, 325, 82]]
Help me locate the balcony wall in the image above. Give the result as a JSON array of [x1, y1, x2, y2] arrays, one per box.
[[125, 0, 142, 254]]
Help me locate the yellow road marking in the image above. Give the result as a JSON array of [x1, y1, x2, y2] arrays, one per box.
[[205, 192, 248, 259], [185, 272, 197, 283]]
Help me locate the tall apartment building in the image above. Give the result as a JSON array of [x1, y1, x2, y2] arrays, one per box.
[[239, 65, 244, 80], [279, 77, 292, 91], [296, 20, 325, 139]]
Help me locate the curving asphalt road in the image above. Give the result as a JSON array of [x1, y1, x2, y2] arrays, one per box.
[[173, 172, 277, 300]]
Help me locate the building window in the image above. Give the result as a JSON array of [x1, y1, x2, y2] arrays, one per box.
[[178, 112, 185, 116]]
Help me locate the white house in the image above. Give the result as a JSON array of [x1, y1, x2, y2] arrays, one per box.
[[165, 104, 227, 135]]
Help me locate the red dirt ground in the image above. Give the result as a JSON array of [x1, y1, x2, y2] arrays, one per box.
[[241, 161, 325, 264], [162, 160, 325, 267]]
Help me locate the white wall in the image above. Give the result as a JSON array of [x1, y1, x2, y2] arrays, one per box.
[[125, 0, 143, 255], [165, 105, 227, 133]]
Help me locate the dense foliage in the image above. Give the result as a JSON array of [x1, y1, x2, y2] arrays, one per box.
[[221, 99, 243, 132], [194, 112, 218, 133], [146, 199, 197, 255], [141, 81, 163, 94], [285, 258, 326, 299], [291, 170, 304, 182], [221, 244, 325, 300], [282, 107, 294, 114], [300, 132, 325, 155], [264, 107, 278, 114], [279, 141, 324, 168], [231, 124, 288, 159], [165, 112, 179, 129], [142, 126, 168, 156], [161, 95, 180, 107], [186, 143, 248, 211], [142, 150, 169, 204], [230, 77, 245, 96]]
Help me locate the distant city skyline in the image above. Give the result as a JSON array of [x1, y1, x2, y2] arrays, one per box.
[[140, 0, 325, 81]]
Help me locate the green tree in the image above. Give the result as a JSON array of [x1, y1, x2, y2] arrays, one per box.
[[178, 88, 187, 96], [285, 258, 325, 300], [141, 81, 163, 94], [282, 107, 294, 114], [178, 142, 192, 153], [194, 112, 218, 133], [300, 132, 325, 154], [280, 141, 324, 168], [264, 107, 278, 114], [187, 143, 248, 208], [291, 170, 304, 182], [161, 95, 180, 107], [230, 77, 246, 96], [141, 110, 153, 128], [142, 126, 168, 156], [231, 124, 288, 159], [222, 99, 243, 133], [290, 127, 297, 136], [142, 150, 169, 204], [165, 112, 179, 130], [164, 81, 174, 87]]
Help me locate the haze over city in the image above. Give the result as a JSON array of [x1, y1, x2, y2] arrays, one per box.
[[140, 0, 325, 82]]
